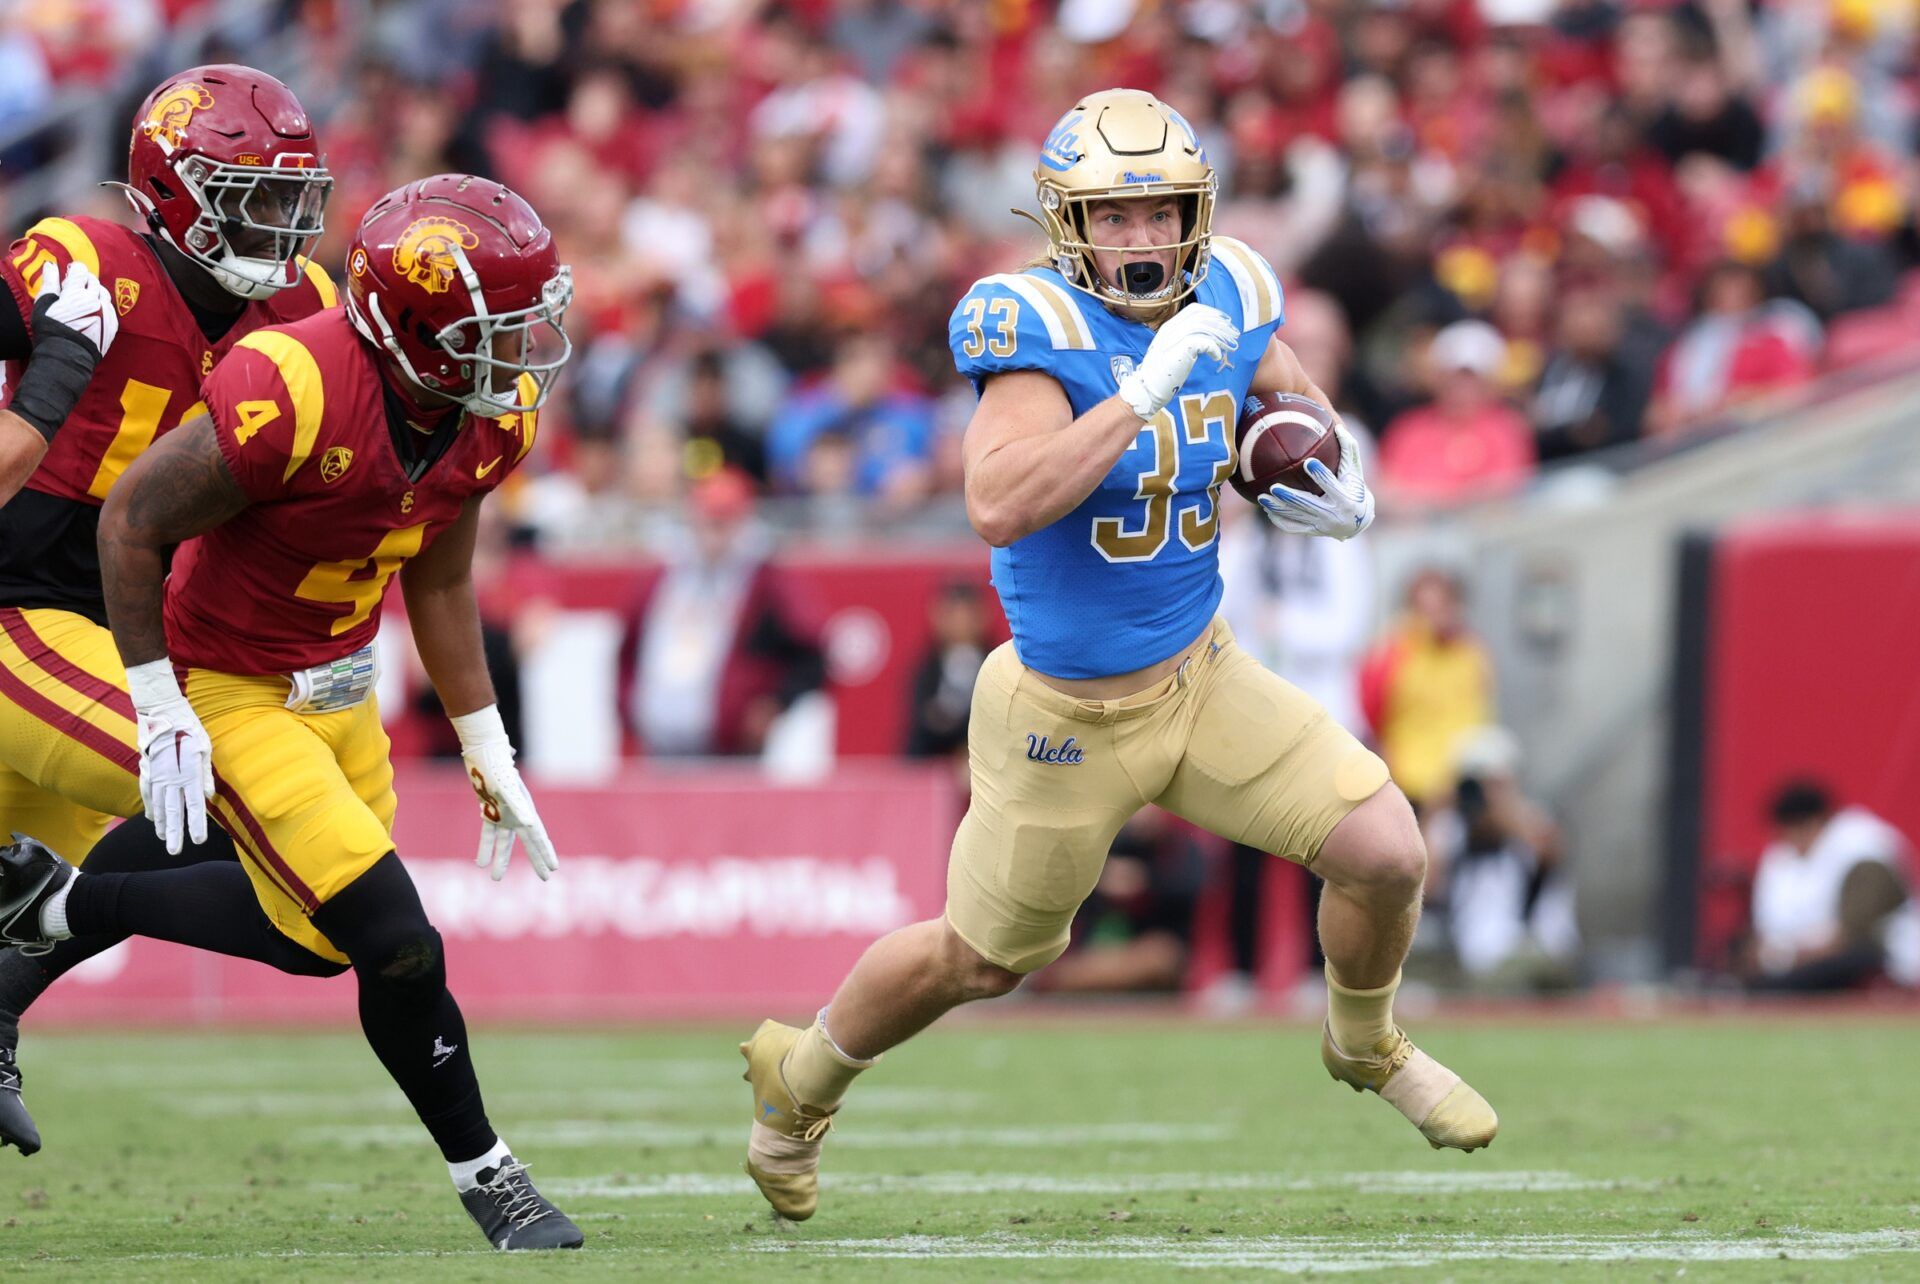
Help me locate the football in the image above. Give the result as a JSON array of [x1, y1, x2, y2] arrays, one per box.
[[1230, 391, 1341, 504]]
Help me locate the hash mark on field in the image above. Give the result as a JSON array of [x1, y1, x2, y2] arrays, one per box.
[[555, 1169, 1646, 1199], [750, 1229, 1920, 1271], [299, 1121, 1226, 1149]]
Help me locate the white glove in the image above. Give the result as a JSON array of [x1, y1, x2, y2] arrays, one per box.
[[1258, 419, 1375, 540], [125, 659, 215, 855], [36, 262, 120, 359], [452, 705, 558, 882], [1115, 303, 1239, 420]]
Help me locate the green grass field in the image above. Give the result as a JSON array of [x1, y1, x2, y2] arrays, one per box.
[[2, 1014, 1917, 1280]]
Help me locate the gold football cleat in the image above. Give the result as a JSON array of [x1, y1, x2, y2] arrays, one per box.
[[739, 1019, 836, 1221], [1321, 1024, 1499, 1152]]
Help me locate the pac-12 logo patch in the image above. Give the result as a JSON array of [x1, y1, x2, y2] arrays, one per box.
[[321, 446, 354, 483], [113, 278, 139, 315], [1026, 734, 1085, 765], [1111, 355, 1136, 385]]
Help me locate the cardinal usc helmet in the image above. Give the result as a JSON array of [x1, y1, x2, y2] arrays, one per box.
[[1028, 88, 1216, 316], [120, 64, 331, 301], [344, 174, 573, 418]]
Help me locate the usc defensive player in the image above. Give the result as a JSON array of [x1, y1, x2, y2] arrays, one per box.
[[0, 65, 340, 1159], [0, 175, 580, 1250]]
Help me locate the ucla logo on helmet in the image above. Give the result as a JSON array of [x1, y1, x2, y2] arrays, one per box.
[[392, 217, 480, 295], [142, 82, 215, 150], [1164, 105, 1206, 162], [1040, 110, 1085, 172]]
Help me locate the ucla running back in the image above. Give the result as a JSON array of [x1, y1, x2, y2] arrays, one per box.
[[737, 88, 1496, 1222]]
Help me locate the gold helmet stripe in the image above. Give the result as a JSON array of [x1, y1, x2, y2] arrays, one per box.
[[1210, 236, 1283, 330], [235, 330, 326, 482], [983, 273, 1095, 350]]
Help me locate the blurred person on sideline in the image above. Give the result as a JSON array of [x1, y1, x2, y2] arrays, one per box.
[[1422, 727, 1579, 989], [617, 470, 825, 757], [904, 579, 993, 762], [767, 333, 935, 509], [1377, 320, 1535, 510], [1741, 781, 1919, 992], [1026, 810, 1208, 996], [1358, 569, 1496, 813]]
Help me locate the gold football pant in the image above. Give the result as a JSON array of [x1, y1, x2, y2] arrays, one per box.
[[182, 668, 400, 966], [945, 618, 1390, 973], [0, 607, 142, 863]]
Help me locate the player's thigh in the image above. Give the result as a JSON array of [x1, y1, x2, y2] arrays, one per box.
[[1156, 642, 1388, 868], [944, 643, 1141, 975], [0, 766, 114, 864], [314, 694, 399, 838], [186, 669, 391, 965], [0, 608, 143, 827]]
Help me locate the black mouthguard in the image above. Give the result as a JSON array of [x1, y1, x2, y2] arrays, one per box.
[[1121, 261, 1166, 295]]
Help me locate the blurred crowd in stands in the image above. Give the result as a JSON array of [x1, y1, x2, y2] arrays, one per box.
[[9, 0, 1920, 541]]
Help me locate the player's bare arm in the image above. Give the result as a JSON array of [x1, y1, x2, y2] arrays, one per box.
[[96, 415, 249, 667], [401, 497, 496, 719], [962, 371, 1151, 546], [0, 413, 49, 506], [1253, 336, 1335, 416]]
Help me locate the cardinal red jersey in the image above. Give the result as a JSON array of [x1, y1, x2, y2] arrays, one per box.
[[164, 308, 539, 674], [0, 215, 338, 622]]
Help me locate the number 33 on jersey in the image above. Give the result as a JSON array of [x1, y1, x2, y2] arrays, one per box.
[[948, 237, 1286, 679]]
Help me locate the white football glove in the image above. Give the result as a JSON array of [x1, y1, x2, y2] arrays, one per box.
[[1115, 303, 1240, 420], [36, 262, 120, 359], [453, 705, 558, 882], [1258, 419, 1376, 540], [124, 659, 215, 855]]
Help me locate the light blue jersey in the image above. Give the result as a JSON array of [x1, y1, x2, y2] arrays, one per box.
[[949, 238, 1287, 678]]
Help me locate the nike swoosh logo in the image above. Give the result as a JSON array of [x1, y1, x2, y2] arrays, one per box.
[[476, 456, 503, 479]]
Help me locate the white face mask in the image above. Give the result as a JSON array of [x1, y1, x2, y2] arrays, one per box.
[[176, 158, 332, 299]]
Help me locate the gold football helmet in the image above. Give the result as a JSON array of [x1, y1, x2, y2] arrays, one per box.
[[1027, 88, 1216, 316]]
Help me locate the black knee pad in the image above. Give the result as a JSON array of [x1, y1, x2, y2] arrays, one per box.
[[363, 926, 446, 997], [309, 852, 444, 996]]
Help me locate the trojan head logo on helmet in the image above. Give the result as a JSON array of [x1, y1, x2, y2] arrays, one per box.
[[344, 174, 573, 419], [1025, 88, 1216, 317], [142, 82, 216, 149], [118, 64, 332, 301], [394, 217, 483, 295]]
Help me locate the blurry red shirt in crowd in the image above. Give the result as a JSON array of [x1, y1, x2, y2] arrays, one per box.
[[1378, 321, 1537, 508]]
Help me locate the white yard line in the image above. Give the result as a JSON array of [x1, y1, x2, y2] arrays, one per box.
[[554, 1169, 1651, 1199], [749, 1229, 1920, 1271], [298, 1120, 1228, 1148]]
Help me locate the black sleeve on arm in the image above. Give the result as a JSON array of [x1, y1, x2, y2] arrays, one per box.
[[0, 287, 29, 362], [9, 289, 103, 441]]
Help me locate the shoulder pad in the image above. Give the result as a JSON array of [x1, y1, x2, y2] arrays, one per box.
[[1208, 236, 1285, 331], [950, 271, 1098, 380]]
